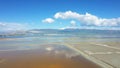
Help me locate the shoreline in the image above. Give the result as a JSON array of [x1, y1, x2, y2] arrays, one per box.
[[63, 43, 114, 68]]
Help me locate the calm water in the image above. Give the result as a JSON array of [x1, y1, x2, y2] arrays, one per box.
[[0, 29, 120, 68]]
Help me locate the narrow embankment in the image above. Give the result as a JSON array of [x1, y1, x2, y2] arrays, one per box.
[[62, 43, 114, 68]]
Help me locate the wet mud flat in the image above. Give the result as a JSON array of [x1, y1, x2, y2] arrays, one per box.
[[0, 44, 101, 68]]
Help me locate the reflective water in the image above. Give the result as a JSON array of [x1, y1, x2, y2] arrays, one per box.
[[0, 37, 101, 68], [1, 29, 119, 68]]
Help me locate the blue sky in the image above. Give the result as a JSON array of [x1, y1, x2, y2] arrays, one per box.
[[0, 0, 120, 30]]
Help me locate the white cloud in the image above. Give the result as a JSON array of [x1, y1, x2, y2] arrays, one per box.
[[42, 18, 54, 23], [0, 23, 6, 27], [70, 20, 76, 26], [54, 11, 80, 19], [0, 22, 28, 31], [54, 11, 120, 26]]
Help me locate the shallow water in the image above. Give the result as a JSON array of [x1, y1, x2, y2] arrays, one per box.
[[1, 29, 120, 68], [0, 38, 101, 68]]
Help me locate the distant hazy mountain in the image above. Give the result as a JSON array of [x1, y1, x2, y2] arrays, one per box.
[[0, 29, 120, 38]]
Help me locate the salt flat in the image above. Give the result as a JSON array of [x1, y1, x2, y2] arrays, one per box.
[[64, 38, 120, 68]]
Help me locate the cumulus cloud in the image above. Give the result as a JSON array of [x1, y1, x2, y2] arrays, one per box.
[[42, 18, 54, 23], [70, 20, 76, 26], [0, 22, 28, 31], [54, 11, 120, 26]]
